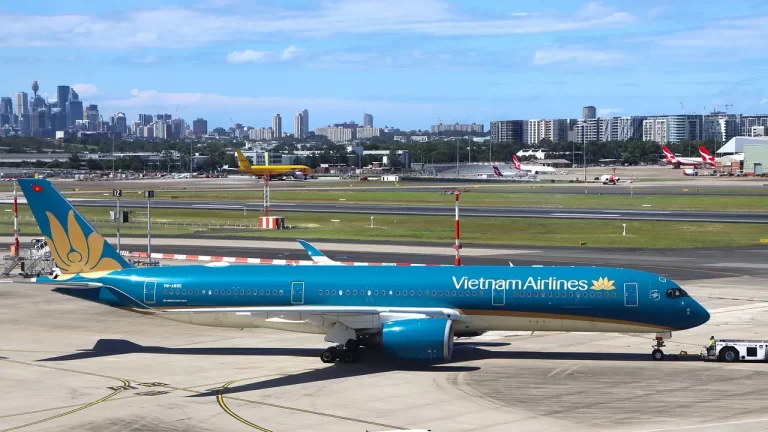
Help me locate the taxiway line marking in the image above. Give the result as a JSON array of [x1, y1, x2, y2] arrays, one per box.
[[217, 379, 272, 432], [0, 358, 408, 431], [0, 359, 131, 432], [635, 416, 768, 432], [546, 368, 562, 378]]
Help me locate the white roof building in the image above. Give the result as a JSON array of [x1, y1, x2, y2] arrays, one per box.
[[716, 136, 768, 154]]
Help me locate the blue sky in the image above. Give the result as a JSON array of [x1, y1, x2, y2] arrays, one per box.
[[2, 0, 768, 131]]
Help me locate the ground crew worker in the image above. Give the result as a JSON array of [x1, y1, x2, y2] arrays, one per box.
[[708, 336, 716, 354]]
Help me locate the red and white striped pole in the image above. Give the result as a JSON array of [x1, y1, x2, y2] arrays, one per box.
[[443, 189, 468, 266], [13, 180, 19, 256], [453, 192, 461, 266]]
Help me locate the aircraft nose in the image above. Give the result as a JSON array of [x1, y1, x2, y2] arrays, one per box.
[[691, 300, 710, 327]]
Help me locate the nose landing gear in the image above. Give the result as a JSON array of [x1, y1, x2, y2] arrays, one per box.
[[651, 335, 666, 361]]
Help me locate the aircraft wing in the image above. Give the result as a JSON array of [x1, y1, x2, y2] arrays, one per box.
[[158, 305, 465, 328]]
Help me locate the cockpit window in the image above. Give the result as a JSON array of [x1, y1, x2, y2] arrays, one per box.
[[666, 288, 689, 299]]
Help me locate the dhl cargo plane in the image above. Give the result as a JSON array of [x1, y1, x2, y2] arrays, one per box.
[[234, 149, 312, 180], [19, 179, 710, 364]]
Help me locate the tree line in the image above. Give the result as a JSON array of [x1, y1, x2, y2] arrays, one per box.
[[0, 135, 724, 171]]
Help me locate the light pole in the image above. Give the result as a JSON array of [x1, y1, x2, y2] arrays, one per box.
[[144, 190, 154, 263], [583, 141, 588, 196], [113, 189, 122, 252], [13, 180, 19, 256], [441, 189, 468, 266]]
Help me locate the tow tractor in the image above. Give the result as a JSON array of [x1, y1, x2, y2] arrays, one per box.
[[701, 339, 768, 362]]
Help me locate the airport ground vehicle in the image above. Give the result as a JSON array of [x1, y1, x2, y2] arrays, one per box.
[[700, 339, 768, 362]]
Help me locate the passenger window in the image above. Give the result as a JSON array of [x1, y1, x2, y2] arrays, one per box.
[[325, 290, 330, 295], [410, 291, 415, 296]]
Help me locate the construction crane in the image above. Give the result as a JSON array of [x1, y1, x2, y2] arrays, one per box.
[[725, 104, 733, 113]]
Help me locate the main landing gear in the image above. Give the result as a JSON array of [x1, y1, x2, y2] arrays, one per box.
[[651, 335, 666, 361], [320, 339, 360, 364]]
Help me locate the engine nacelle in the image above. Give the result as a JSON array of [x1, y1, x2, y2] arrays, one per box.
[[380, 317, 454, 361]]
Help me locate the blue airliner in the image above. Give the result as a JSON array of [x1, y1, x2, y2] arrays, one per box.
[[19, 179, 710, 363]]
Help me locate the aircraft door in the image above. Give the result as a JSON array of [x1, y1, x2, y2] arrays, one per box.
[[143, 280, 156, 304], [624, 283, 638, 307], [492, 284, 505, 306], [291, 281, 305, 305]]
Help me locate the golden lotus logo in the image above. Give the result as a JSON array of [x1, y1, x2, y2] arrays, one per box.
[[590, 277, 616, 291], [45, 210, 122, 280]]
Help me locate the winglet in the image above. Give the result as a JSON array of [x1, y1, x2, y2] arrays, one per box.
[[297, 239, 339, 264]]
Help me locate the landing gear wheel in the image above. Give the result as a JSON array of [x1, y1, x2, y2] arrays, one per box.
[[320, 349, 337, 363], [341, 350, 359, 363], [652, 349, 664, 361]]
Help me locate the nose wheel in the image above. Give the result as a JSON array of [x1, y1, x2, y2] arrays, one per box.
[[651, 336, 666, 361]]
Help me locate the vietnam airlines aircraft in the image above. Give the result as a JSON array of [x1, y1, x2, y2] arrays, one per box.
[[19, 179, 710, 363], [234, 149, 312, 180]]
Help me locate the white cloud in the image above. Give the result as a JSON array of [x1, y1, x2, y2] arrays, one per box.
[[227, 46, 304, 63], [280, 45, 304, 60], [597, 108, 623, 116], [533, 46, 624, 65], [760, 98, 768, 105], [656, 17, 768, 48], [71, 83, 98, 97], [227, 50, 273, 64], [133, 56, 157, 64], [102, 89, 446, 116], [0, 1, 634, 48]]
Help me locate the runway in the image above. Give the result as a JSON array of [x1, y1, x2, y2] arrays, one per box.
[[62, 197, 768, 223], [6, 236, 762, 281]]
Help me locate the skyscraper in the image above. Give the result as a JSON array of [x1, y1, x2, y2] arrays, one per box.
[[583, 106, 597, 120], [301, 109, 308, 137], [57, 86, 70, 110], [272, 114, 282, 138], [67, 100, 83, 127], [363, 113, 373, 127], [114, 112, 127, 136], [15, 92, 28, 116], [294, 112, 304, 138], [0, 97, 12, 116], [193, 118, 208, 136]]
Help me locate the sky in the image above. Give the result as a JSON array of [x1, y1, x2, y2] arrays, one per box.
[[2, 0, 768, 131]]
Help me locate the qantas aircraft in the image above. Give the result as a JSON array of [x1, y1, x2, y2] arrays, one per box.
[[661, 146, 703, 168], [698, 146, 716, 167], [512, 155, 557, 174]]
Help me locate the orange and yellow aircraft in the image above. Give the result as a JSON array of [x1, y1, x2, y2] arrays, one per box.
[[234, 149, 312, 179]]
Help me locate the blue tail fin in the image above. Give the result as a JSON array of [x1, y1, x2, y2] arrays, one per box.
[[18, 179, 132, 275]]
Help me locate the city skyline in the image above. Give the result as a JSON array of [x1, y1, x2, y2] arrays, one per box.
[[2, 1, 768, 129]]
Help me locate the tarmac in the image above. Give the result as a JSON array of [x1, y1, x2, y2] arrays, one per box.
[[3, 243, 768, 431]]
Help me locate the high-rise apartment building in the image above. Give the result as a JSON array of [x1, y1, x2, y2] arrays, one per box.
[[523, 119, 567, 144], [139, 114, 154, 126], [356, 126, 381, 139], [610, 116, 646, 141], [667, 115, 701, 144], [193, 118, 208, 136], [703, 113, 738, 143], [272, 114, 282, 138], [583, 106, 597, 120], [431, 122, 484, 134], [643, 118, 668, 144], [363, 113, 373, 127], [294, 112, 304, 138], [315, 126, 356, 143], [301, 109, 309, 137], [490, 120, 524, 143]]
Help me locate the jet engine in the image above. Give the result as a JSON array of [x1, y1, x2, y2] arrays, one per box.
[[377, 317, 455, 361]]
